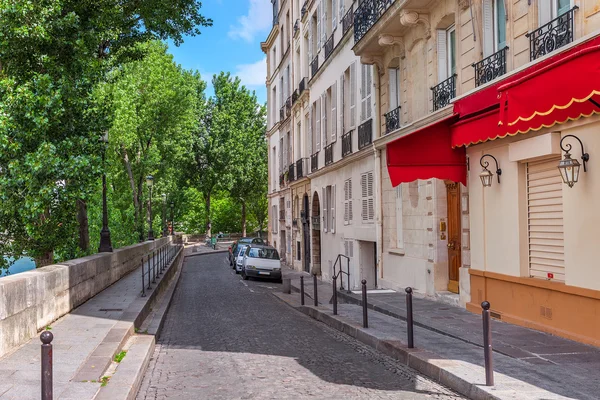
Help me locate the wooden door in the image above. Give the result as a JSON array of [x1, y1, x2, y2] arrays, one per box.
[[446, 183, 461, 293]]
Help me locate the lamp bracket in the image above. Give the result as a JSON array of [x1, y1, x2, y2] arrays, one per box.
[[480, 154, 502, 184], [560, 134, 589, 172]]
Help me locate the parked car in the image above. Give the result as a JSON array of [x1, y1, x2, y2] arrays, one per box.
[[241, 245, 282, 283], [234, 244, 249, 274], [229, 237, 266, 267]]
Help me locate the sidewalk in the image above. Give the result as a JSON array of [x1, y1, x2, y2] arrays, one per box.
[[282, 267, 600, 399]]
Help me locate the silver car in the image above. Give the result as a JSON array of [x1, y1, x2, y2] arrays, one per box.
[[235, 244, 249, 274], [241, 245, 282, 283]]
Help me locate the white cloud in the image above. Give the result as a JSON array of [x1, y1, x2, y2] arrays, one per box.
[[228, 0, 272, 42], [234, 57, 267, 87]]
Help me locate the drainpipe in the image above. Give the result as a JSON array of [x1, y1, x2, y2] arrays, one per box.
[[372, 64, 384, 283]]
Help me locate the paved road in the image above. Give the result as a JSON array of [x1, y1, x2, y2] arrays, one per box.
[[137, 253, 465, 400]]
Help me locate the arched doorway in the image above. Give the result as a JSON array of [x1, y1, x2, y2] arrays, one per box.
[[311, 191, 321, 275], [302, 194, 311, 273]]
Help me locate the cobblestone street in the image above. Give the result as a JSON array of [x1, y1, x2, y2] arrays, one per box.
[[137, 253, 465, 400]]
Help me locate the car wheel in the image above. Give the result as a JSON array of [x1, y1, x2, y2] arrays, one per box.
[[242, 271, 248, 280], [235, 269, 240, 274]]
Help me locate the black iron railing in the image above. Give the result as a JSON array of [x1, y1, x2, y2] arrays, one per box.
[[311, 152, 319, 172], [325, 143, 334, 165], [358, 119, 373, 150], [324, 34, 334, 60], [473, 47, 509, 87], [280, 106, 285, 121], [279, 209, 285, 221], [342, 130, 353, 157], [342, 6, 354, 36], [292, 89, 299, 103], [294, 19, 300, 37], [310, 56, 319, 78], [431, 74, 456, 112], [286, 97, 292, 116], [354, 0, 394, 43], [292, 218, 298, 228], [527, 7, 577, 61], [385, 106, 401, 134], [299, 77, 307, 93], [279, 173, 285, 187], [296, 158, 305, 178]]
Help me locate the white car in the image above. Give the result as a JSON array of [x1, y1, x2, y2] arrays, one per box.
[[235, 244, 249, 273], [241, 245, 282, 283]]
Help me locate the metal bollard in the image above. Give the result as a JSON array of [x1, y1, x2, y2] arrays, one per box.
[[147, 255, 152, 290], [41, 331, 53, 400], [482, 301, 494, 386], [313, 274, 318, 306], [300, 276, 305, 305], [361, 280, 368, 328], [332, 276, 338, 315], [405, 287, 414, 348], [141, 258, 146, 297]]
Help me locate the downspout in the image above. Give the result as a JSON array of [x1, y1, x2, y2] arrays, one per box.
[[372, 64, 385, 284]]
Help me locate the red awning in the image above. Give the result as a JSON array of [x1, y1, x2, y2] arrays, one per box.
[[387, 115, 466, 187], [451, 36, 600, 147]]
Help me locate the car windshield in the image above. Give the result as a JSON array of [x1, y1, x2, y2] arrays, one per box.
[[248, 248, 279, 260], [251, 238, 266, 244]]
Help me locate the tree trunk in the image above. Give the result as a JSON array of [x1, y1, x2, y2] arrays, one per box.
[[77, 199, 90, 252], [35, 251, 54, 268], [205, 192, 211, 238], [241, 201, 247, 237]]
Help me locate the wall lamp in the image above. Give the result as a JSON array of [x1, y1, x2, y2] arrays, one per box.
[[558, 135, 589, 188], [479, 154, 501, 187]]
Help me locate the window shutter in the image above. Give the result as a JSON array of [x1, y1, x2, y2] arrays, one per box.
[[482, 0, 494, 57], [316, 99, 321, 151], [321, 1, 327, 44], [308, 18, 313, 61], [331, 82, 337, 142], [350, 62, 356, 127], [360, 64, 366, 122], [344, 240, 349, 256], [339, 0, 345, 21], [344, 180, 348, 224], [436, 29, 448, 82], [316, 5, 322, 48], [396, 185, 404, 249], [340, 73, 345, 134], [322, 186, 328, 232], [308, 110, 313, 153], [365, 66, 372, 120], [388, 68, 398, 110], [331, 184, 336, 233], [321, 92, 327, 145], [538, 0, 553, 25], [361, 173, 368, 222], [367, 172, 374, 221], [348, 178, 353, 222], [332, 0, 337, 27]]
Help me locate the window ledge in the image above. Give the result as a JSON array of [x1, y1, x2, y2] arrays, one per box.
[[388, 248, 405, 256]]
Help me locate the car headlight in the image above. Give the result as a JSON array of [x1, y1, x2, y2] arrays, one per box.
[[272, 268, 281, 272], [246, 265, 256, 270]]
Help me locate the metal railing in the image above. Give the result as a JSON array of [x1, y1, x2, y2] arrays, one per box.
[[292, 89, 299, 103], [311, 152, 319, 172], [286, 96, 292, 117], [310, 55, 319, 78], [141, 243, 182, 297], [342, 130, 353, 157], [332, 254, 351, 292], [358, 119, 373, 150], [324, 34, 334, 60], [299, 77, 307, 93], [325, 143, 334, 165], [295, 158, 306, 179], [385, 106, 401, 134], [288, 163, 295, 182], [473, 47, 509, 87], [431, 74, 456, 112], [342, 6, 354, 36], [354, 0, 394, 43], [527, 7, 577, 61]]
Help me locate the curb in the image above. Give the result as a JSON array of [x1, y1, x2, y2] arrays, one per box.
[[185, 249, 229, 258]]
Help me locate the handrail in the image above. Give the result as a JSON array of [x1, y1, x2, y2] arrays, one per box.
[[332, 254, 351, 293]]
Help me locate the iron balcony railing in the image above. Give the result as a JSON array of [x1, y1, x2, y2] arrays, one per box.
[[280, 106, 285, 121], [311, 152, 319, 172], [527, 7, 577, 61], [354, 0, 394, 44], [385, 106, 401, 134], [473, 47, 509, 87], [295, 158, 306, 179], [292, 218, 298, 228], [288, 163, 295, 182], [310, 56, 319, 78], [292, 89, 299, 103], [299, 77, 307, 94], [342, 130, 353, 157], [286, 96, 292, 117], [324, 143, 334, 165], [342, 6, 354, 36], [324, 34, 334, 61], [431, 74, 457, 112], [358, 119, 373, 150], [294, 19, 300, 37], [279, 209, 285, 221]]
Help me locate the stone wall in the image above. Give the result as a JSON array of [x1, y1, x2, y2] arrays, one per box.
[[0, 236, 180, 358]]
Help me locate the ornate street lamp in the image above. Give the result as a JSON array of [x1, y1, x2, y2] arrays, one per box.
[[146, 175, 155, 240], [558, 134, 589, 188], [479, 154, 502, 187], [98, 132, 113, 253], [170, 201, 175, 235], [162, 194, 168, 237]]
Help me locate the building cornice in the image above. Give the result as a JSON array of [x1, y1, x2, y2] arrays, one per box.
[[261, 24, 280, 53]]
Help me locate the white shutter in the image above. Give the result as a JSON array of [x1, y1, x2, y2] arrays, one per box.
[[322, 186, 328, 232], [367, 172, 374, 221], [348, 178, 353, 222], [361, 173, 368, 222], [527, 158, 565, 282], [340, 73, 345, 134], [339, 0, 345, 21], [437, 29, 448, 82], [316, 4, 322, 48], [389, 68, 398, 110], [331, 82, 337, 141], [344, 180, 349, 224], [396, 185, 404, 249], [321, 92, 327, 145], [308, 110, 313, 153], [360, 64, 367, 122], [482, 0, 494, 57], [316, 99, 321, 151], [331, 184, 336, 233], [332, 0, 337, 28], [350, 62, 356, 127], [308, 18, 313, 62], [539, 0, 553, 25], [366, 66, 372, 120], [321, 0, 327, 44]]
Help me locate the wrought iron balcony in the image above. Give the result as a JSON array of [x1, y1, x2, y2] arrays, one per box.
[[299, 77, 307, 94], [342, 130, 353, 157], [473, 47, 508, 87], [358, 119, 373, 150], [384, 106, 401, 134], [311, 152, 319, 172], [354, 0, 394, 44], [295, 158, 306, 179], [280, 106, 285, 121], [279, 209, 285, 221], [310, 56, 319, 78], [527, 7, 577, 61], [431, 74, 456, 112], [324, 143, 334, 166], [292, 218, 298, 228], [294, 19, 300, 37], [288, 163, 295, 182], [292, 89, 299, 104], [342, 6, 354, 36], [324, 34, 334, 61], [286, 97, 292, 117]]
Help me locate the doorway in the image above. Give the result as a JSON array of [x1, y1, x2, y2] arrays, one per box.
[[302, 194, 311, 273], [359, 241, 377, 289], [311, 191, 321, 275], [446, 182, 462, 293]]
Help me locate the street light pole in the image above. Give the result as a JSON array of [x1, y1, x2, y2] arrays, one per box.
[[170, 201, 175, 235], [146, 175, 154, 241], [162, 194, 168, 237], [98, 132, 113, 253]]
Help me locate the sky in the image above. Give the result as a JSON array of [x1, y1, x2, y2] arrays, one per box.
[[167, 0, 272, 104]]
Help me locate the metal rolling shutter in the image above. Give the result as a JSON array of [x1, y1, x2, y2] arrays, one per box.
[[527, 157, 564, 282]]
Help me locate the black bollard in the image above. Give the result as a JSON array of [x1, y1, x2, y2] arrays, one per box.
[[141, 258, 146, 297], [41, 331, 53, 400], [361, 279, 368, 328], [405, 287, 414, 348], [300, 276, 305, 306], [332, 275, 338, 315], [482, 301, 494, 386], [313, 274, 318, 306]]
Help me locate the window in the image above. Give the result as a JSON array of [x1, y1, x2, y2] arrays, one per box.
[[321, 92, 328, 145], [272, 205, 278, 233], [344, 178, 353, 225], [278, 138, 283, 172], [360, 63, 372, 123], [526, 157, 564, 282], [248, 247, 280, 260], [388, 67, 400, 110], [315, 99, 321, 151], [350, 62, 356, 127], [483, 0, 507, 57], [323, 185, 336, 233], [361, 172, 374, 223], [296, 122, 301, 160], [331, 82, 337, 142], [540, 0, 571, 25], [395, 185, 404, 249], [437, 25, 456, 82], [344, 240, 354, 258]]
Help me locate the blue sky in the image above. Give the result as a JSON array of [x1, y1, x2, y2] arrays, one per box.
[[167, 0, 271, 104]]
